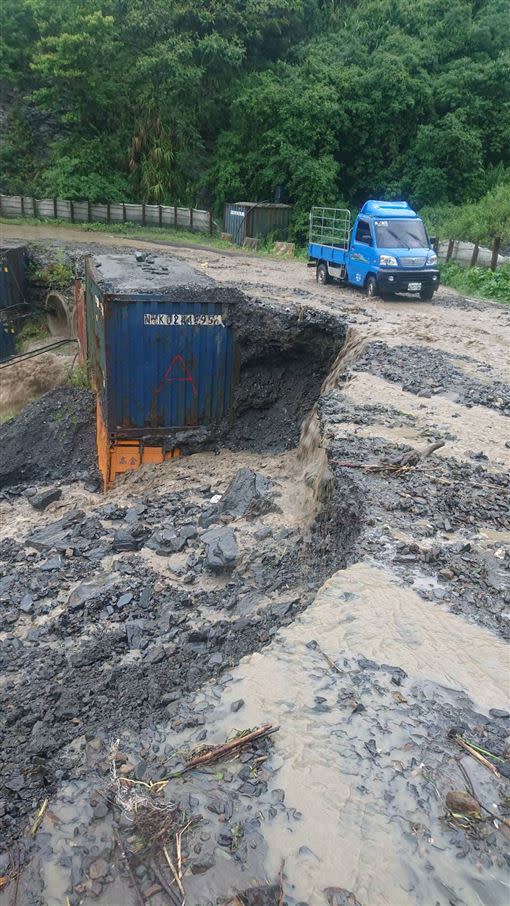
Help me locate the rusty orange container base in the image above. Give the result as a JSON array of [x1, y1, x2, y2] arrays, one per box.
[[96, 400, 180, 489]]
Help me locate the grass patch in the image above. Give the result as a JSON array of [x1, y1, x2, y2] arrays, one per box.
[[0, 410, 16, 425], [68, 362, 90, 389], [30, 260, 74, 288], [440, 262, 510, 304]]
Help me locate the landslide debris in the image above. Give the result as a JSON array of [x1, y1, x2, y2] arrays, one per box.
[[0, 386, 97, 489]]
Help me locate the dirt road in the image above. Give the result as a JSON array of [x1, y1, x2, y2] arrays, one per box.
[[3, 220, 509, 375], [0, 222, 509, 905]]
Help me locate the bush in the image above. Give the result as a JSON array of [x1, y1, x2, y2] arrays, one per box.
[[441, 262, 510, 303]]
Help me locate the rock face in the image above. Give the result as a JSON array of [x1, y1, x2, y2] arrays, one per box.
[[202, 526, 239, 572]]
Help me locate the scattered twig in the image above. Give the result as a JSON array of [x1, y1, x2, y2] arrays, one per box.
[[278, 858, 285, 906], [163, 845, 185, 898], [10, 844, 20, 906], [456, 757, 476, 799], [118, 777, 169, 793], [169, 724, 279, 777], [456, 757, 510, 829], [176, 833, 182, 882], [150, 858, 182, 906], [29, 798, 48, 837], [310, 640, 342, 675], [455, 737, 500, 777], [460, 739, 505, 763], [113, 827, 145, 906]]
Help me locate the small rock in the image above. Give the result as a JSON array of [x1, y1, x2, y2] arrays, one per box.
[[145, 646, 165, 665], [19, 595, 33, 614], [190, 855, 215, 874], [489, 708, 509, 719], [325, 888, 362, 906], [89, 858, 109, 880], [217, 830, 232, 847], [231, 698, 245, 713], [92, 802, 109, 819], [29, 488, 62, 511], [202, 526, 238, 573], [116, 592, 133, 609], [446, 790, 480, 817]]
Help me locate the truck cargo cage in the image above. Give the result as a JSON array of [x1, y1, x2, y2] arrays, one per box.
[[309, 207, 351, 250]]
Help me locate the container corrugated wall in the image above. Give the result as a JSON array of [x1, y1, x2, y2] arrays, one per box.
[[248, 205, 291, 240], [0, 244, 28, 362], [224, 204, 248, 244], [224, 203, 292, 245], [105, 297, 233, 434], [0, 244, 27, 312]]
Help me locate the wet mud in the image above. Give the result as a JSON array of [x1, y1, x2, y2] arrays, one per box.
[[0, 231, 509, 906]]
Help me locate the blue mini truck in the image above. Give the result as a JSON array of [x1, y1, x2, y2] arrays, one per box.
[[308, 201, 440, 300]]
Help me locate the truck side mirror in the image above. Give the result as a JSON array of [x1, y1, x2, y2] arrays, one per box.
[[429, 236, 439, 252]]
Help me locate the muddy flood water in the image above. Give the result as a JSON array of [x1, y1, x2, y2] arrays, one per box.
[[0, 225, 509, 906]]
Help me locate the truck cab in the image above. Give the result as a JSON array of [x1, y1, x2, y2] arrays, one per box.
[[308, 201, 440, 300]]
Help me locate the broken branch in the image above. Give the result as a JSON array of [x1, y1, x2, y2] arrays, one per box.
[[455, 737, 500, 777], [169, 724, 279, 777]]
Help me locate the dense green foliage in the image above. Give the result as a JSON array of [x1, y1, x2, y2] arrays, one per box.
[[1, 0, 509, 236], [422, 181, 510, 244], [441, 261, 510, 302]]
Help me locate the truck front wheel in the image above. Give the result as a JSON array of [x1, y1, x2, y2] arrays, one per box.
[[316, 263, 330, 285], [420, 286, 434, 301], [365, 275, 378, 298]]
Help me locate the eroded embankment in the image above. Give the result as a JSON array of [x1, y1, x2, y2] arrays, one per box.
[[0, 307, 361, 862], [1, 293, 509, 906]]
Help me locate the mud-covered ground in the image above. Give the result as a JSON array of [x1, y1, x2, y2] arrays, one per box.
[[0, 224, 509, 906]]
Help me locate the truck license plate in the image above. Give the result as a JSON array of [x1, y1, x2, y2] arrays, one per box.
[[408, 282, 422, 291]]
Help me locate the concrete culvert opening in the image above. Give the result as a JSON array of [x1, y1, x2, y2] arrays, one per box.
[[45, 289, 76, 337]]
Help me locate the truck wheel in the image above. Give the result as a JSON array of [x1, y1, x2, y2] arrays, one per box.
[[365, 275, 378, 298], [420, 286, 434, 301], [316, 263, 330, 285]]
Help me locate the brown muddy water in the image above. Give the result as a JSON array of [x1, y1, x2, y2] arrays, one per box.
[[4, 564, 508, 906], [0, 351, 74, 419]]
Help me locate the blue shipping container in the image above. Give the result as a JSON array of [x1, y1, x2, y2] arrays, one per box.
[[86, 254, 235, 438], [0, 243, 28, 362], [0, 243, 28, 312]]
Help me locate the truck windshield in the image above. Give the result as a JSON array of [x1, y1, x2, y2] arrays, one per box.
[[375, 219, 428, 249]]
